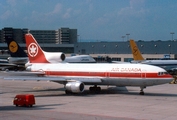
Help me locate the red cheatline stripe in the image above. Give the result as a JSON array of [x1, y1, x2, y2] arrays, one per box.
[[41, 71, 172, 78]]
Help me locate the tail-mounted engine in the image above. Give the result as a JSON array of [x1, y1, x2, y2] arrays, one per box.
[[44, 52, 66, 63]]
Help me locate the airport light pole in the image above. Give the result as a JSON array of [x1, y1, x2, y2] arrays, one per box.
[[170, 32, 174, 41], [126, 33, 130, 41], [168, 44, 171, 54]]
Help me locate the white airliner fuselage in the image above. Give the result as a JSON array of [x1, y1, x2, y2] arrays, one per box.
[[7, 57, 28, 64], [65, 55, 96, 63], [26, 62, 173, 94], [140, 60, 177, 65]]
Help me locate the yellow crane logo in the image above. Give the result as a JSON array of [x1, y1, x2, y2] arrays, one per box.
[[9, 41, 18, 53]]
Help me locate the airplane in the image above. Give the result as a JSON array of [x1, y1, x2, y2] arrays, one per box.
[[7, 33, 172, 95], [129, 39, 177, 74]]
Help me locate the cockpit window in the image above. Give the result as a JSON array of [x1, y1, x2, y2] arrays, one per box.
[[158, 72, 168, 76]]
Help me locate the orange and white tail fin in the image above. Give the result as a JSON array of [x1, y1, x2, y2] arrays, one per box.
[[25, 33, 49, 63], [129, 39, 145, 60]]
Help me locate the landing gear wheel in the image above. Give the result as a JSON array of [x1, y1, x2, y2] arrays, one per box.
[[65, 90, 72, 95], [139, 86, 146, 95], [139, 91, 144, 95], [170, 77, 177, 84], [89, 85, 101, 93]]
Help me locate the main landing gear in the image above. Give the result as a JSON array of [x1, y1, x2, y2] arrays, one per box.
[[65, 90, 73, 95], [89, 85, 101, 93], [170, 76, 177, 84], [139, 86, 146, 95]]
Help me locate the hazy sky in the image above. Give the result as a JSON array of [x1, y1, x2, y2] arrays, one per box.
[[1, 0, 177, 41]]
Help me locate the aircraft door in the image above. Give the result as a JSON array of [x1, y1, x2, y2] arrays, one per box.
[[46, 69, 50, 75], [105, 71, 110, 78], [141, 70, 146, 78]]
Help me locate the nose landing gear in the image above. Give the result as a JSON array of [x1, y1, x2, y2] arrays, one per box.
[[170, 76, 177, 84], [139, 86, 146, 95]]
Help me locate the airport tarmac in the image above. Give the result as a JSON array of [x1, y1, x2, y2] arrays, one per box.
[[0, 77, 177, 120]]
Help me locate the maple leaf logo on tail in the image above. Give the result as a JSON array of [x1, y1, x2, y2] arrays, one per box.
[[28, 43, 38, 57]]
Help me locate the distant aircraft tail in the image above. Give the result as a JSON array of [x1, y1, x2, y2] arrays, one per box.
[[5, 36, 27, 57], [129, 39, 145, 60], [25, 33, 49, 63]]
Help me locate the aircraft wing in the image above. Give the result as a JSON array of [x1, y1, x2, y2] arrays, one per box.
[[0, 62, 26, 70], [0, 63, 19, 70], [0, 63, 17, 66], [2, 71, 102, 84], [2, 71, 45, 76], [0, 59, 8, 62], [3, 76, 65, 81]]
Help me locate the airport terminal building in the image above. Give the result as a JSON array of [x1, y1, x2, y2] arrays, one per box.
[[0, 27, 177, 62]]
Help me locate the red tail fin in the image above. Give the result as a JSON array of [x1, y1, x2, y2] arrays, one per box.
[[25, 33, 49, 63]]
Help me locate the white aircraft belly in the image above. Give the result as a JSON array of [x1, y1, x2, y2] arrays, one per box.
[[100, 78, 172, 86]]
